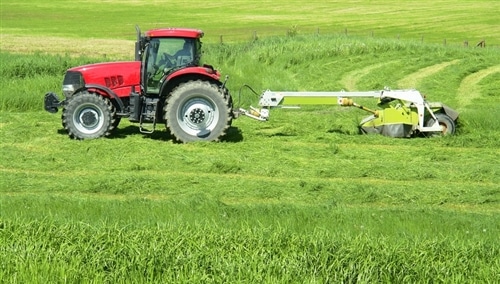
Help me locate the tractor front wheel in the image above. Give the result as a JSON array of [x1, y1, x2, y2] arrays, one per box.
[[62, 91, 117, 139], [165, 80, 232, 142], [425, 113, 456, 136]]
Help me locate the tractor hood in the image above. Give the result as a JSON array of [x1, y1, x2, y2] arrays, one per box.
[[67, 61, 141, 96]]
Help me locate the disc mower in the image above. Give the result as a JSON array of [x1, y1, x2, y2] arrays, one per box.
[[238, 88, 459, 137]]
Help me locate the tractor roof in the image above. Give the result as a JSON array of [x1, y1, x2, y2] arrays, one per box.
[[145, 28, 204, 39]]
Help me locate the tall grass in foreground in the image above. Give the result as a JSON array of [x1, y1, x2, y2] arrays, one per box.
[[1, 217, 498, 283], [1, 196, 498, 282]]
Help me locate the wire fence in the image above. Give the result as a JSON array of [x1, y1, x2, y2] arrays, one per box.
[[204, 26, 495, 49]]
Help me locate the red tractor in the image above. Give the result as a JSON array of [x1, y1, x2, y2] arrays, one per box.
[[44, 26, 234, 142]]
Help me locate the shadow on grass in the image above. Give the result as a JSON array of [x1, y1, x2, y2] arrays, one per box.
[[57, 125, 244, 143], [327, 127, 358, 135], [220, 126, 244, 143]]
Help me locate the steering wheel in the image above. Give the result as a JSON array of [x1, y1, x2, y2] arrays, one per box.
[[150, 53, 175, 78], [160, 53, 176, 68]]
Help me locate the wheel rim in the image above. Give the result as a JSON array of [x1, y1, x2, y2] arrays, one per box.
[[178, 97, 219, 137], [72, 103, 104, 134], [439, 121, 448, 134]]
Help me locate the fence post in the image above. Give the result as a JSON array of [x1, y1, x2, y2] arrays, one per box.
[[464, 40, 468, 47], [220, 35, 223, 44], [344, 28, 348, 36]]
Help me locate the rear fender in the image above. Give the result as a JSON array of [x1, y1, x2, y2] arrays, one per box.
[[160, 70, 222, 99], [166, 66, 221, 82], [441, 104, 459, 121]]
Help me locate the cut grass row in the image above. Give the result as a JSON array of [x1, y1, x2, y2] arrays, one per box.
[[1, 110, 498, 208]]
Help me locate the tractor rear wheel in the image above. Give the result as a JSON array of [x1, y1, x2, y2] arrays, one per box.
[[165, 80, 232, 142], [62, 91, 117, 139], [425, 113, 456, 136]]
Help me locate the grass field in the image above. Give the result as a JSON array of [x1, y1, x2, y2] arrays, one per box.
[[1, 0, 500, 56], [1, 0, 500, 282]]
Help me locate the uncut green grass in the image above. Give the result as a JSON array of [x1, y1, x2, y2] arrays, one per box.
[[1, 215, 498, 283], [2, 35, 500, 113]]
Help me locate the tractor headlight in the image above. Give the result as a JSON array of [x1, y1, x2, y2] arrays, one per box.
[[62, 84, 75, 96], [62, 71, 84, 97]]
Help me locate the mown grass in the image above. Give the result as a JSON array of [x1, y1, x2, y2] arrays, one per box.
[[1, 0, 500, 282], [1, 0, 499, 46]]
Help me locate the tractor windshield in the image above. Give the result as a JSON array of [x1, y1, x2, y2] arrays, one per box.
[[144, 37, 199, 94]]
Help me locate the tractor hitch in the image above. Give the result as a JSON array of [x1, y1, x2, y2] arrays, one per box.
[[235, 107, 269, 121]]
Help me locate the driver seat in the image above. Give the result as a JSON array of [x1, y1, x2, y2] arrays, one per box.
[[176, 55, 192, 67]]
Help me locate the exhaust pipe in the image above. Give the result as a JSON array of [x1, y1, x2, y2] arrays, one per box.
[[134, 25, 142, 61]]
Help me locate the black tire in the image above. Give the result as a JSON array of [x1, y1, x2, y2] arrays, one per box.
[[112, 117, 121, 129], [62, 91, 117, 139], [425, 113, 456, 136], [223, 87, 234, 126], [164, 80, 232, 142], [61, 109, 66, 129]]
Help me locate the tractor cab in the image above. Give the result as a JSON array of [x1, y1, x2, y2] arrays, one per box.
[[136, 27, 204, 95]]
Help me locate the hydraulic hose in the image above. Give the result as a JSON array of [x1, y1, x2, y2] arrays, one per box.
[[237, 84, 261, 109]]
